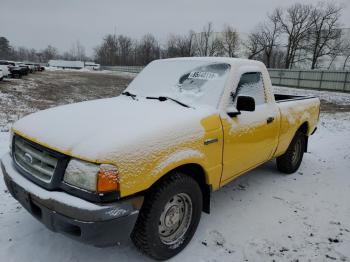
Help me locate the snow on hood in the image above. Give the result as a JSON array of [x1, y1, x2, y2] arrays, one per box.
[[13, 95, 214, 163]]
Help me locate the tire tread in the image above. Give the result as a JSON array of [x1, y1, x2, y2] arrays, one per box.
[[276, 131, 305, 174]]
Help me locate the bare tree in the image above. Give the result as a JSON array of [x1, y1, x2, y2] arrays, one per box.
[[16, 47, 30, 61], [135, 34, 160, 65], [117, 35, 133, 65], [341, 39, 350, 70], [164, 31, 195, 58], [263, 10, 282, 67], [164, 35, 183, 58], [245, 9, 282, 68], [41, 45, 58, 62], [326, 34, 345, 70], [76, 41, 86, 61], [68, 40, 87, 61], [61, 51, 72, 61], [94, 34, 119, 65], [306, 2, 343, 69], [69, 44, 77, 60], [193, 22, 212, 56], [193, 22, 221, 56], [245, 32, 265, 59], [95, 34, 135, 65], [209, 37, 223, 56], [277, 4, 314, 68], [0, 36, 12, 59], [270, 48, 286, 68], [220, 25, 239, 57]]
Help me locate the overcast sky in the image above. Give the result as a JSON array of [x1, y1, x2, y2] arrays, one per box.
[[1, 0, 349, 56]]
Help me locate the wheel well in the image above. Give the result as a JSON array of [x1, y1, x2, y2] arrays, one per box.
[[298, 122, 309, 135], [298, 122, 309, 152], [172, 164, 211, 214]]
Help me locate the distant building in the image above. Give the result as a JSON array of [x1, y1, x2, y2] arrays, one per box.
[[48, 60, 101, 70], [48, 60, 84, 69]]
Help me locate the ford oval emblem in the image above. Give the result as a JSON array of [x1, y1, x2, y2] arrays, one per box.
[[24, 152, 33, 164]]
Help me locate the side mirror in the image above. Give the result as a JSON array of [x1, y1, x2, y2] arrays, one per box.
[[237, 96, 255, 112]]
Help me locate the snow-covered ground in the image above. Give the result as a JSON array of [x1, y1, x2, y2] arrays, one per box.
[[1, 72, 350, 261], [44, 66, 138, 78]]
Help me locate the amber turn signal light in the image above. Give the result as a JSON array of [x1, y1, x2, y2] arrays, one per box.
[[97, 164, 119, 193]]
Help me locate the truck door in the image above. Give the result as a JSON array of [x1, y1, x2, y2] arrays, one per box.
[[221, 72, 279, 184]]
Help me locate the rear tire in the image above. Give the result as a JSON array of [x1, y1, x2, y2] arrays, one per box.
[[276, 131, 306, 174], [131, 172, 202, 260]]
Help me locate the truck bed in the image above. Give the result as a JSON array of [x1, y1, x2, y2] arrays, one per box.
[[274, 94, 316, 103]]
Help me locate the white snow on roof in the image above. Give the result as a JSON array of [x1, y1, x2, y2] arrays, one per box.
[[161, 57, 265, 67]]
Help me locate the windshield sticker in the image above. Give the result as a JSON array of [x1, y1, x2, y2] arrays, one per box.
[[188, 71, 219, 80]]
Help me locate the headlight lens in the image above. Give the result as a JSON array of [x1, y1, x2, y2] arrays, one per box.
[[64, 159, 119, 193], [64, 159, 99, 191]]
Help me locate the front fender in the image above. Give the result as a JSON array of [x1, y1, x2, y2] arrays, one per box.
[[151, 149, 206, 177]]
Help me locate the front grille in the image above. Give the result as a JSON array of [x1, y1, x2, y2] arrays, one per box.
[[13, 136, 58, 183]]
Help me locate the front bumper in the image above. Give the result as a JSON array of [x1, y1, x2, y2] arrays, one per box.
[[1, 153, 143, 247]]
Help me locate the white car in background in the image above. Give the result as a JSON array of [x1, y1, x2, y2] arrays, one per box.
[[25, 63, 36, 73], [0, 64, 11, 77]]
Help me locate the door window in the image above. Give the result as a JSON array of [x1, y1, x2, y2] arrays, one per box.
[[231, 72, 266, 106]]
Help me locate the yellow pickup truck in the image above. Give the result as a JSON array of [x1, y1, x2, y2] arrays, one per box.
[[1, 58, 320, 260]]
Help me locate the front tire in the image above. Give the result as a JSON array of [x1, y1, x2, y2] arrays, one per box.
[[132, 173, 203, 260], [276, 131, 306, 174]]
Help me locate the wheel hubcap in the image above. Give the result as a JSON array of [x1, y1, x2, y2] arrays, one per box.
[[158, 193, 192, 245], [165, 206, 180, 227]]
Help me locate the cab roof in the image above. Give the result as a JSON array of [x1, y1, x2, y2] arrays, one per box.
[[158, 57, 265, 68]]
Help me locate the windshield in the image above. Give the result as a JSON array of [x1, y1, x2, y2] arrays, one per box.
[[125, 60, 231, 108]]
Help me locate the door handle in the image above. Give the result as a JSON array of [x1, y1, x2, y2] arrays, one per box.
[[267, 117, 274, 124]]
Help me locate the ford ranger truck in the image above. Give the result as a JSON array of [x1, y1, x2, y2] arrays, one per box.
[[1, 58, 320, 260]]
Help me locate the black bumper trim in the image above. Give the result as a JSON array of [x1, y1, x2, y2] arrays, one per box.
[[2, 156, 141, 247]]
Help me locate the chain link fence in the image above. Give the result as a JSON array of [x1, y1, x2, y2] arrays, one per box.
[[101, 66, 144, 73], [269, 69, 350, 92]]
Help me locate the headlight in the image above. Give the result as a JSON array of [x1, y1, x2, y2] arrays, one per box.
[[64, 159, 119, 193]]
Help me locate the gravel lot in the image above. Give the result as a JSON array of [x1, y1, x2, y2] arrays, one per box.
[[0, 70, 350, 261], [0, 70, 133, 130]]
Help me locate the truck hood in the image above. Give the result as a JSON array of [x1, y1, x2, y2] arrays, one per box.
[[13, 96, 213, 163]]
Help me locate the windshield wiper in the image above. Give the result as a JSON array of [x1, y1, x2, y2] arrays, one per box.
[[122, 91, 137, 100], [146, 96, 190, 108]]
